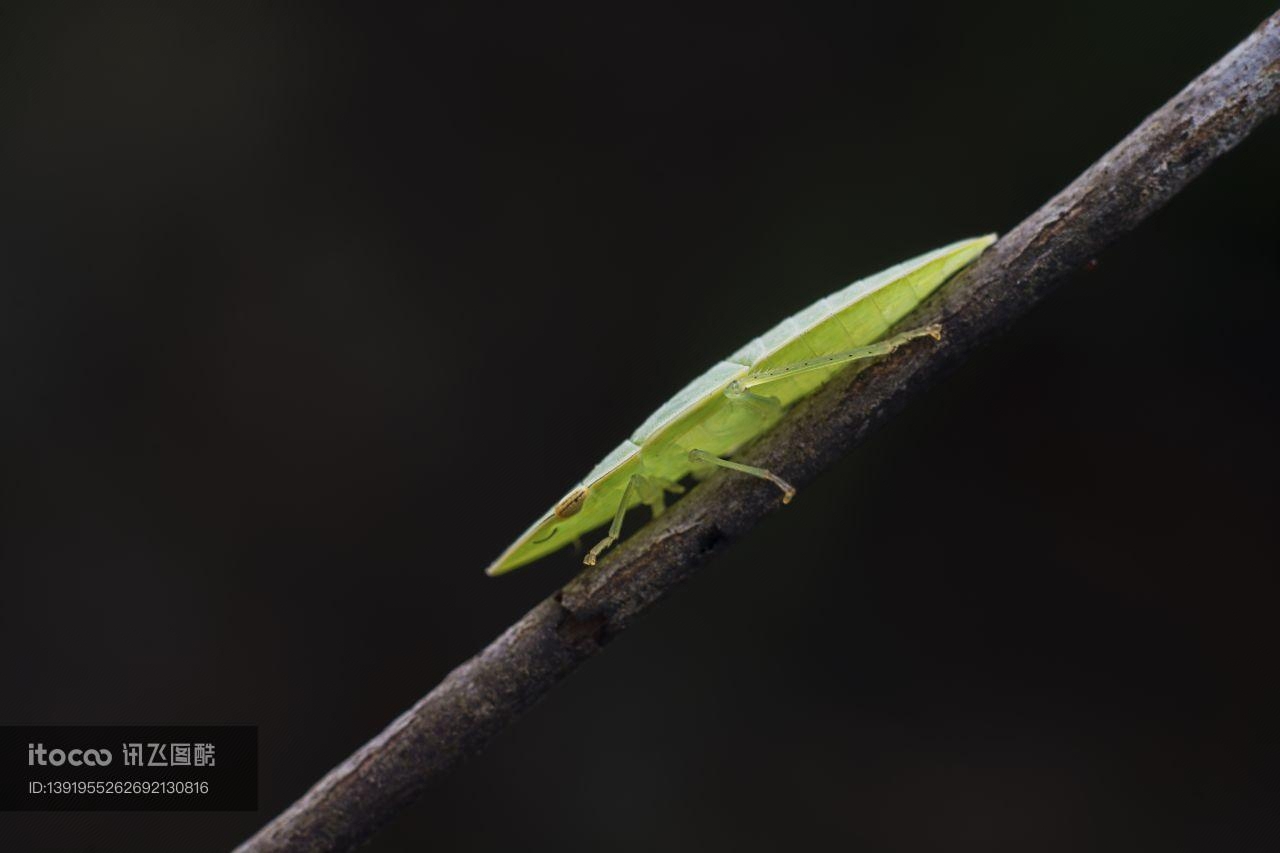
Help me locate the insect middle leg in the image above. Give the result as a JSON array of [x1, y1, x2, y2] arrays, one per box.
[[688, 449, 796, 504], [727, 324, 942, 395], [637, 475, 684, 519]]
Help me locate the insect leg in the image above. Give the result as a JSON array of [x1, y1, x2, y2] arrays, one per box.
[[648, 476, 686, 496], [635, 477, 667, 519], [729, 324, 942, 393], [584, 474, 644, 566], [635, 475, 686, 520], [688, 449, 796, 504], [729, 386, 782, 414]]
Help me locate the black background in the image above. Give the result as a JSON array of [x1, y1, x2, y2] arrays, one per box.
[[2, 2, 1278, 851]]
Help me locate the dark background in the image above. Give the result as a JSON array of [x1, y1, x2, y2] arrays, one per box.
[[2, 2, 1278, 850]]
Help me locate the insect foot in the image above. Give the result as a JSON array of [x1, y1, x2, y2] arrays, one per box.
[[583, 534, 616, 566], [890, 324, 942, 348]]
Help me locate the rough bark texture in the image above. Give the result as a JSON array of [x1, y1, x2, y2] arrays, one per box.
[[238, 11, 1280, 852]]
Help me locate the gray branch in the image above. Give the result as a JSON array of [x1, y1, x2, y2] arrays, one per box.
[[238, 11, 1280, 852]]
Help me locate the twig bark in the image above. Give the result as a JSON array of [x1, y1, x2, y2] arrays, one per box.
[[238, 11, 1280, 852]]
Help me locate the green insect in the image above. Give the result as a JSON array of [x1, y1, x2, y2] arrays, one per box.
[[486, 235, 996, 576]]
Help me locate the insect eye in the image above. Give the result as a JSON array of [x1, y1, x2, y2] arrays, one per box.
[[554, 487, 588, 519]]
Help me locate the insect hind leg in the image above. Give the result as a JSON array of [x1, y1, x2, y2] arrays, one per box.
[[731, 324, 942, 393]]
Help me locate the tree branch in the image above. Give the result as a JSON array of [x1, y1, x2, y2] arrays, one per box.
[[238, 11, 1280, 852]]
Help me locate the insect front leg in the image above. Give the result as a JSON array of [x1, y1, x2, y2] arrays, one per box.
[[729, 324, 942, 395], [688, 449, 796, 504], [584, 471, 689, 565], [584, 474, 644, 566]]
